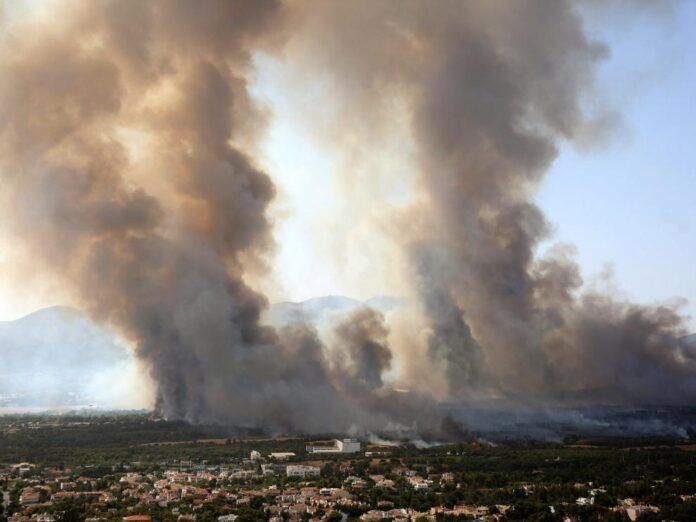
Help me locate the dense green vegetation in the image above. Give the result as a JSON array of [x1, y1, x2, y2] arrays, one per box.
[[1, 414, 696, 521], [0, 414, 307, 466]]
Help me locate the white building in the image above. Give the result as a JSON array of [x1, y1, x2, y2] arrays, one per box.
[[261, 463, 281, 476], [286, 465, 321, 479], [269, 452, 295, 461], [336, 438, 361, 453], [306, 438, 361, 454], [250, 450, 261, 461]]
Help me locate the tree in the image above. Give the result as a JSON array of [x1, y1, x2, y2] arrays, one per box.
[[57, 503, 84, 522]]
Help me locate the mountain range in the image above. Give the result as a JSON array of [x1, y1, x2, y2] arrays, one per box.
[[0, 297, 400, 408]]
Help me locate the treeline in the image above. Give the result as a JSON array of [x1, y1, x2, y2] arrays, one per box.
[[0, 415, 308, 467]]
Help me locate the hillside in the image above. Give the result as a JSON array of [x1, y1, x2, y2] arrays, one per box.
[[0, 306, 130, 406], [0, 297, 402, 408]]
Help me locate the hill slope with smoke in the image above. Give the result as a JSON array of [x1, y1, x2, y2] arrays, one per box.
[[0, 1, 694, 434], [0, 306, 135, 408], [0, 297, 405, 411]]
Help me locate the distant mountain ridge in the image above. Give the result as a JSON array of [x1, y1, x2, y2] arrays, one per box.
[[264, 294, 406, 327], [0, 305, 130, 405], [0, 297, 405, 406], [0, 305, 129, 380]]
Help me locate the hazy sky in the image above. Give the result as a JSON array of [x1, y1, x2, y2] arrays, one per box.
[[255, 2, 696, 329], [0, 1, 693, 330]]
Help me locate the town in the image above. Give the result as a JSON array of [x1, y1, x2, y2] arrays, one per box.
[[1, 415, 695, 521]]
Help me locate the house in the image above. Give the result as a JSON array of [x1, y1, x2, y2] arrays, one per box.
[[19, 489, 40, 506], [408, 476, 431, 490], [12, 462, 35, 475], [625, 505, 659, 521]]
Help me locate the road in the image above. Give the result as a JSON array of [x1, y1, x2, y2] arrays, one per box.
[[1, 489, 8, 517]]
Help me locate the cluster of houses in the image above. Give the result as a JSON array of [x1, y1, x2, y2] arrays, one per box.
[[0, 445, 672, 522], [1, 453, 499, 522]]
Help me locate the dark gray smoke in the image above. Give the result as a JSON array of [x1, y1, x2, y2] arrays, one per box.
[[332, 307, 392, 390], [0, 0, 693, 437]]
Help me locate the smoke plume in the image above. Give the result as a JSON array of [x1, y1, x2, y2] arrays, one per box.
[[332, 307, 392, 390], [0, 0, 426, 433], [0, 0, 693, 435], [276, 0, 695, 407]]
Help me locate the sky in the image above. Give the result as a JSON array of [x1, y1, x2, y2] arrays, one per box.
[[538, 2, 696, 328], [0, 1, 694, 329]]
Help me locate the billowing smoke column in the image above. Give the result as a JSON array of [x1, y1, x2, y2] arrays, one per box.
[[0, 0, 433, 433], [281, 0, 696, 407], [0, 0, 694, 435]]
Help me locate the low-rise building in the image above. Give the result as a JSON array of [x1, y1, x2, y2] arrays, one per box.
[[269, 452, 295, 461], [19, 489, 40, 506], [625, 504, 659, 521], [286, 465, 321, 479], [306, 438, 361, 454]]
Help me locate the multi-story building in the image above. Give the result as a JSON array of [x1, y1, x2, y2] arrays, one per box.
[[306, 438, 361, 454]]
